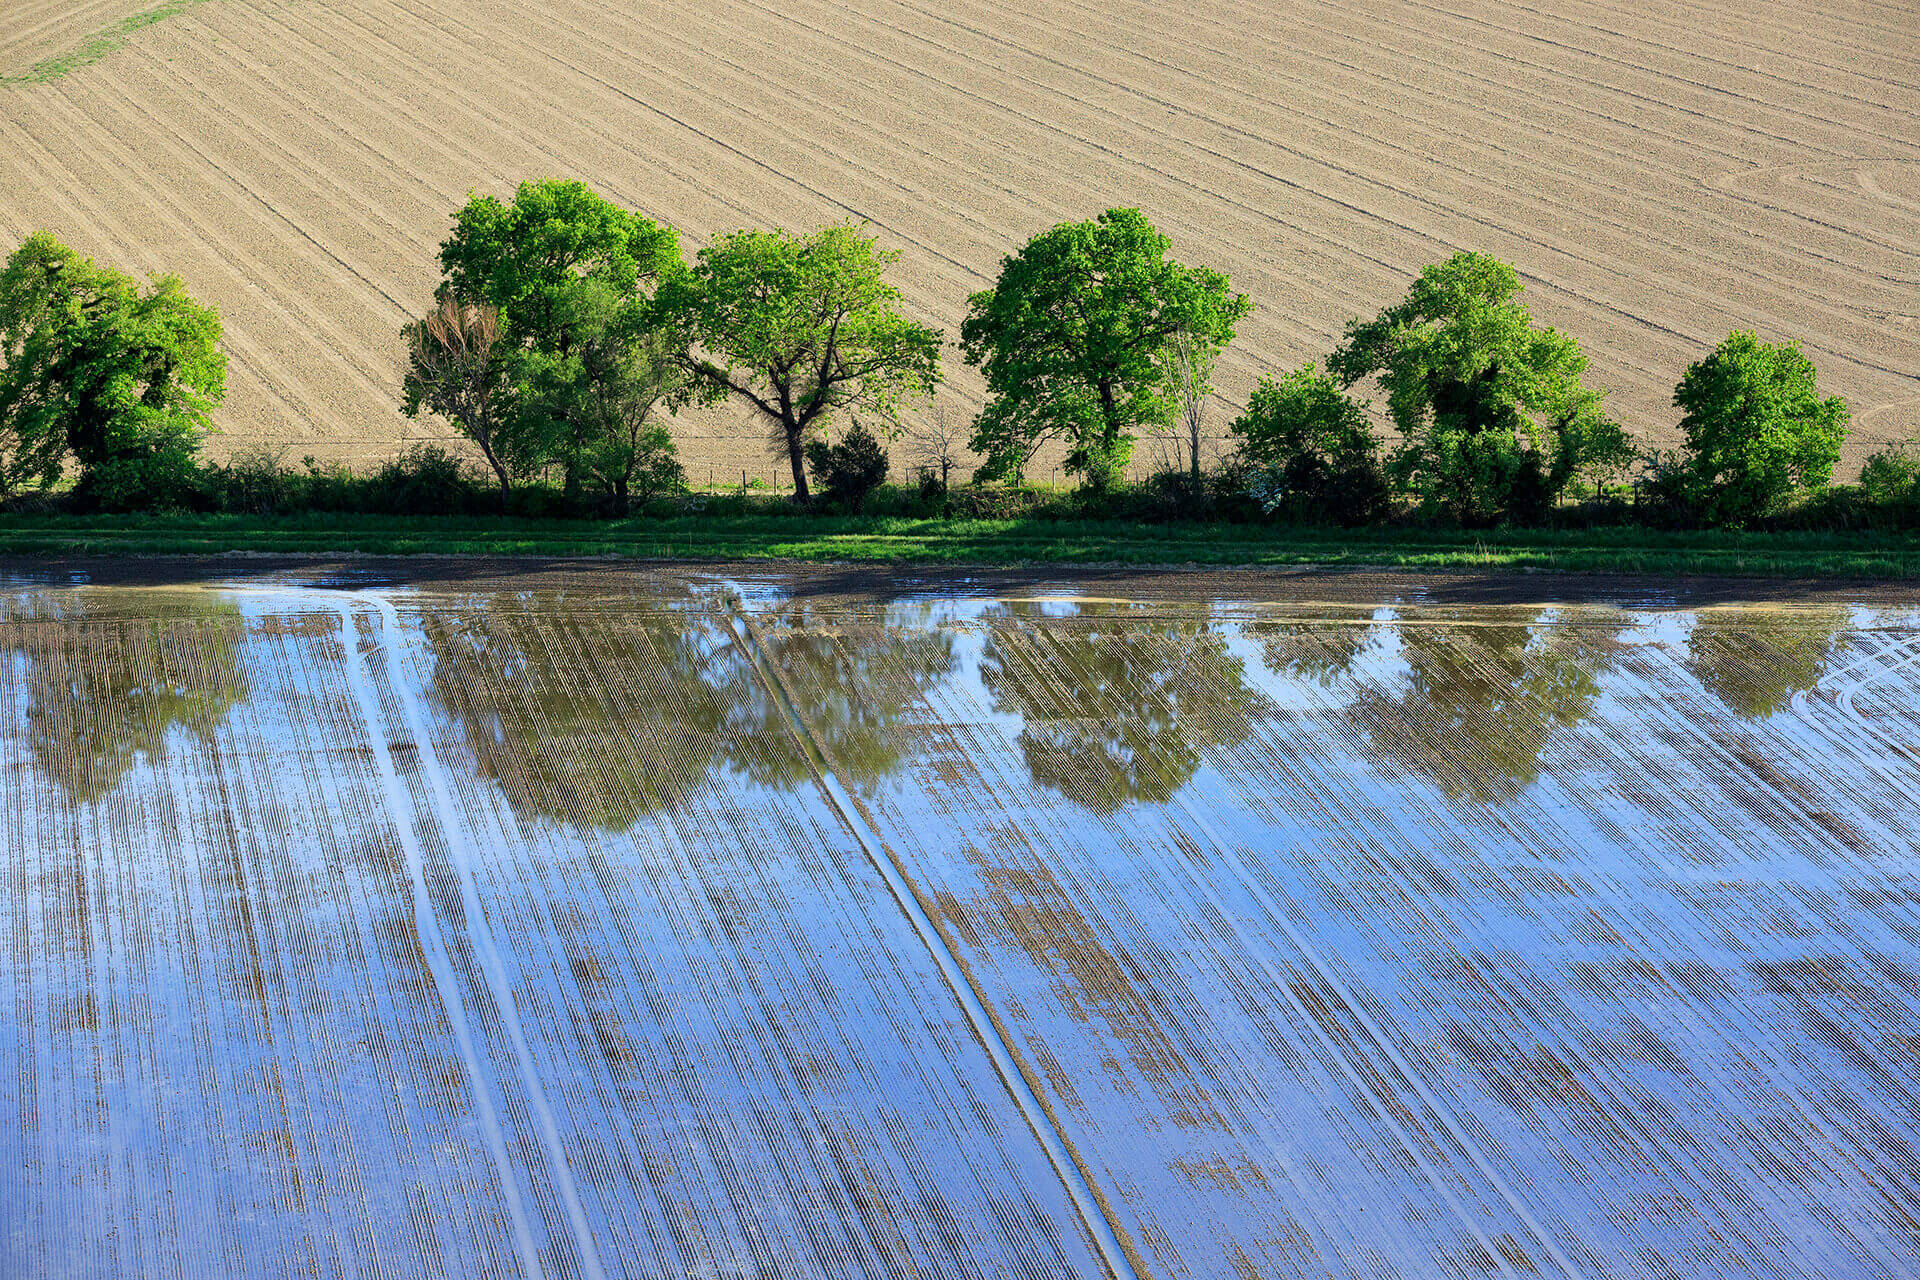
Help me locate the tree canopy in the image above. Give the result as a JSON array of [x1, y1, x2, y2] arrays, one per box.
[[1231, 362, 1386, 524], [662, 223, 941, 503], [1329, 252, 1628, 524], [1669, 331, 1849, 526], [428, 181, 692, 508], [439, 179, 681, 355], [0, 232, 224, 506], [962, 208, 1248, 491]]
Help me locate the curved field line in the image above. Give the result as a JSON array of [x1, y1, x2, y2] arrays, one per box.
[[362, 591, 609, 1280], [327, 595, 551, 1280]]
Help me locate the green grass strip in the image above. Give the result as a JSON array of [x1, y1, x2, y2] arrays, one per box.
[[2, 0, 216, 85], [0, 512, 1915, 578]]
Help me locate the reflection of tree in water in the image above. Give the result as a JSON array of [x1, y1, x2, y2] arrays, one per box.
[[1685, 608, 1848, 720], [423, 599, 955, 829], [424, 606, 726, 830], [1357, 616, 1616, 805], [713, 604, 956, 791], [981, 606, 1267, 813], [4, 592, 248, 804], [1251, 619, 1381, 687]]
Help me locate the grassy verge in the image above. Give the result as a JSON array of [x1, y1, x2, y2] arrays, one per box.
[[0, 511, 1916, 577], [2, 0, 216, 85]]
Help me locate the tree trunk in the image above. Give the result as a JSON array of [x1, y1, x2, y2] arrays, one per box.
[[1093, 377, 1122, 492], [483, 449, 513, 512], [784, 418, 811, 504], [612, 474, 629, 517]]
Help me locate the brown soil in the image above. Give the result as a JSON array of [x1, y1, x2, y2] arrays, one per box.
[[10, 553, 1920, 609], [1, 0, 1915, 476]]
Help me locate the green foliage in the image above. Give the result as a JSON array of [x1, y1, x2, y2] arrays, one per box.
[[430, 182, 693, 507], [550, 289, 689, 512], [663, 223, 941, 503], [366, 443, 482, 515], [1670, 331, 1850, 526], [1860, 441, 1920, 507], [805, 420, 891, 510], [439, 179, 681, 354], [962, 208, 1249, 491], [0, 232, 225, 508], [1, 0, 215, 85], [1231, 362, 1386, 524], [1329, 252, 1628, 524], [402, 293, 533, 504]]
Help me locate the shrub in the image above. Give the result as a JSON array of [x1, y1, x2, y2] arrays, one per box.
[[941, 484, 1060, 521], [1230, 363, 1387, 525], [81, 430, 210, 512], [1670, 331, 1849, 526], [1860, 441, 1920, 507], [804, 420, 890, 510], [207, 445, 302, 515], [366, 443, 482, 515]]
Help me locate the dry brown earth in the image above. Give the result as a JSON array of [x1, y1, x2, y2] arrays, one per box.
[[2, 0, 1916, 482]]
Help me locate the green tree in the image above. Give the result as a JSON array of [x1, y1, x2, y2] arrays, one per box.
[[434, 180, 689, 506], [1329, 252, 1628, 524], [553, 283, 689, 514], [0, 232, 224, 508], [663, 223, 941, 504], [1231, 362, 1387, 524], [439, 179, 681, 355], [962, 208, 1249, 491], [1669, 331, 1849, 526]]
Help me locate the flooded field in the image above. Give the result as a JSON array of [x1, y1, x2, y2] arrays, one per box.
[[4, 572, 1918, 1278]]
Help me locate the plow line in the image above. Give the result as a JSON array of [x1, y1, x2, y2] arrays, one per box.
[[726, 609, 1146, 1280]]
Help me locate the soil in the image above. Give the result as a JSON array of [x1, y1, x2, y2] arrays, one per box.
[[9, 552, 1920, 609], [2, 0, 1915, 477]]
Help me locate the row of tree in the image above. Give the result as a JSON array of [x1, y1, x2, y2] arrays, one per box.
[[402, 182, 1855, 526], [0, 182, 1861, 525]]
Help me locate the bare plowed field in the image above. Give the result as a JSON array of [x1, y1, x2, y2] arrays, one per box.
[[2, 0, 1916, 478], [5, 573, 1920, 1277]]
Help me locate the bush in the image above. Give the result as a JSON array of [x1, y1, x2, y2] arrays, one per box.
[[78, 424, 211, 513], [207, 445, 303, 515], [1670, 331, 1849, 526], [1230, 363, 1387, 525], [366, 443, 483, 515], [804, 420, 890, 510], [1860, 441, 1920, 507]]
